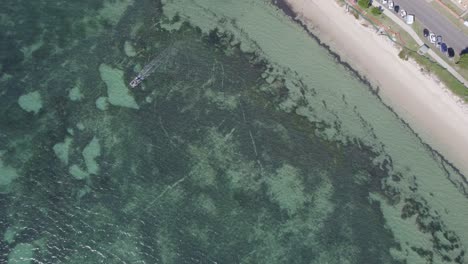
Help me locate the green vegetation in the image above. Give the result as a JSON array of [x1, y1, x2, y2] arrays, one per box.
[[353, 10, 360, 19], [398, 49, 409, 60], [370, 6, 382, 16], [456, 53, 468, 69], [409, 50, 468, 102], [358, 0, 371, 9]]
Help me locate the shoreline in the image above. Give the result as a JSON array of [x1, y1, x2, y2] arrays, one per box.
[[277, 0, 468, 176]]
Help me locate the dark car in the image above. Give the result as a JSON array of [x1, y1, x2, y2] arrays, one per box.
[[440, 43, 448, 53], [394, 5, 400, 13], [423, 28, 429, 38], [447, 47, 455, 58]]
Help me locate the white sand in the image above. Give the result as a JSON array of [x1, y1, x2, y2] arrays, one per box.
[[285, 0, 468, 175]]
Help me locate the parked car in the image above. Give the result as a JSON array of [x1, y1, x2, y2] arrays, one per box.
[[382, 0, 388, 4], [400, 9, 407, 18], [406, 14, 415, 24], [440, 43, 448, 53], [429, 33, 436, 44], [389, 0, 394, 9], [394, 5, 400, 13], [447, 47, 455, 58], [423, 28, 429, 38], [436, 35, 442, 47]]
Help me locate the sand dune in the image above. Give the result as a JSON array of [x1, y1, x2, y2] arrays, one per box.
[[284, 0, 468, 175]]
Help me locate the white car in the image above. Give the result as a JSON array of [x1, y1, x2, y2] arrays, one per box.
[[382, 0, 388, 4], [429, 33, 436, 44], [389, 0, 394, 9], [400, 9, 407, 18], [406, 14, 415, 25]]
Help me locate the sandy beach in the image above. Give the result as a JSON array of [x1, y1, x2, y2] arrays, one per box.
[[284, 0, 468, 175]]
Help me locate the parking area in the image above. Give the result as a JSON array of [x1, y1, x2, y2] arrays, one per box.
[[378, 0, 468, 57]]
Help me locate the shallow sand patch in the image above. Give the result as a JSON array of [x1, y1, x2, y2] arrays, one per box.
[[83, 137, 101, 175], [96, 97, 109, 110], [99, 64, 139, 109], [0, 156, 18, 193], [18, 91, 42, 114], [53, 137, 73, 165], [69, 85, 84, 101], [124, 41, 137, 57], [69, 165, 89, 180], [99, 0, 134, 25], [8, 243, 34, 264], [266, 164, 307, 216], [3, 227, 16, 244], [76, 122, 85, 130]]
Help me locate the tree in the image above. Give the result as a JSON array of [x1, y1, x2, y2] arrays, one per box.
[[358, 0, 371, 9], [457, 53, 468, 69], [370, 6, 382, 15]]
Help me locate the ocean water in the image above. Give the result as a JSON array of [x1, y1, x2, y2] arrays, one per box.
[[1, 0, 468, 263]]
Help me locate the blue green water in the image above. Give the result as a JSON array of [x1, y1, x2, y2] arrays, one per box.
[[1, 0, 467, 263]]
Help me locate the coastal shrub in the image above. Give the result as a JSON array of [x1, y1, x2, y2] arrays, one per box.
[[352, 10, 360, 19], [358, 0, 371, 9], [456, 53, 468, 69], [398, 49, 409, 61], [370, 6, 382, 15]]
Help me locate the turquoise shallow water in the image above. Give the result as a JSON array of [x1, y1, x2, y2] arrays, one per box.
[[1, 0, 468, 263]]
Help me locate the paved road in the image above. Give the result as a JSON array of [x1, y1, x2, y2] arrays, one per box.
[[389, 0, 468, 54], [372, 1, 468, 87]]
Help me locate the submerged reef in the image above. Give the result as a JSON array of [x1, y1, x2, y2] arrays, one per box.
[[0, 0, 467, 263]]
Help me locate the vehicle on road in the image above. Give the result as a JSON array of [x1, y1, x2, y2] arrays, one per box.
[[447, 47, 455, 58], [382, 0, 388, 4], [389, 0, 394, 9], [400, 9, 407, 18], [423, 28, 429, 38], [429, 33, 436, 44], [394, 5, 400, 13], [440, 43, 448, 53], [436, 35, 442, 47], [406, 14, 414, 25]]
